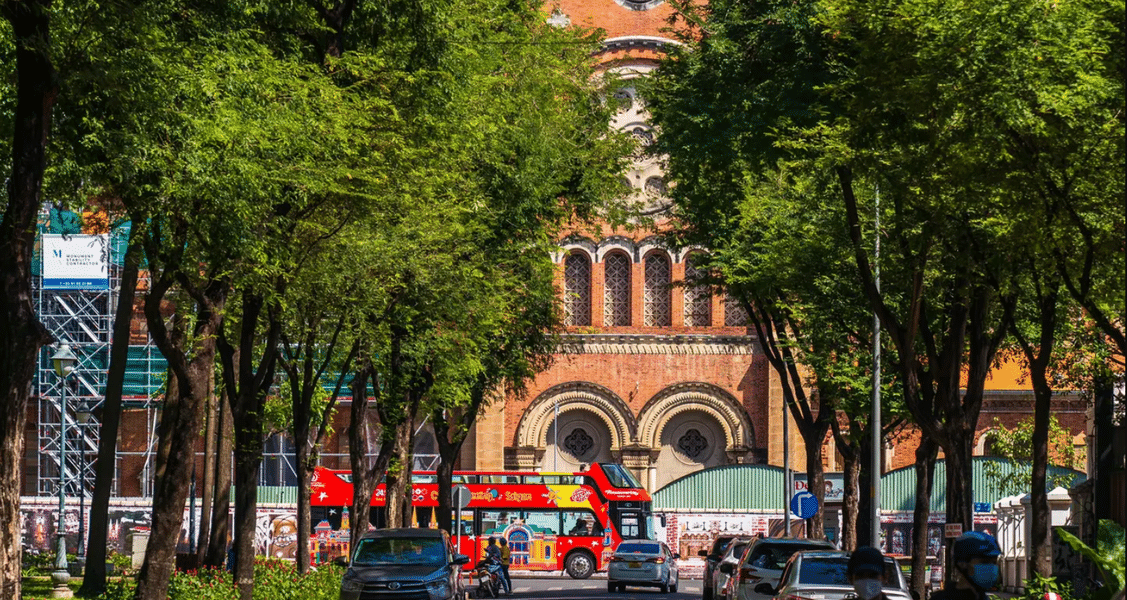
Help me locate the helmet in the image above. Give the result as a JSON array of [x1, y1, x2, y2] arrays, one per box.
[[952, 531, 1000, 562], [847, 546, 885, 577]]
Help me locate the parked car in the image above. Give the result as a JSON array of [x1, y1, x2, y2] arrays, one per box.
[[760, 550, 911, 600], [608, 539, 681, 593], [709, 538, 755, 600], [700, 535, 738, 600], [339, 528, 469, 600], [720, 538, 836, 600]]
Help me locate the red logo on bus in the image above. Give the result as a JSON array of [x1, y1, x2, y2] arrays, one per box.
[[570, 488, 592, 502]]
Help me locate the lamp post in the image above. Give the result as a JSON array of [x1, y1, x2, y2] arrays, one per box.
[[74, 403, 93, 564], [51, 344, 77, 599]]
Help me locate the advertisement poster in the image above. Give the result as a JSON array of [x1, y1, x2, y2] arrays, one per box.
[[42, 234, 109, 290]]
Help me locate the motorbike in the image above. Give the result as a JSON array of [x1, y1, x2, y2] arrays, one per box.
[[473, 557, 503, 598]]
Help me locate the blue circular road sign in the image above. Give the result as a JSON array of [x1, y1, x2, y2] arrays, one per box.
[[791, 490, 819, 519]]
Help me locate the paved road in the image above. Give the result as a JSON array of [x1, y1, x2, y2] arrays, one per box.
[[506, 577, 704, 598], [495, 577, 775, 600]]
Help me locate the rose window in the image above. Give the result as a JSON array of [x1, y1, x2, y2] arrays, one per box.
[[563, 428, 594, 458], [678, 429, 709, 459]]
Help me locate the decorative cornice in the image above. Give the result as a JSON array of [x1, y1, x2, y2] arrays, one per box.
[[600, 36, 682, 52], [559, 334, 758, 355]]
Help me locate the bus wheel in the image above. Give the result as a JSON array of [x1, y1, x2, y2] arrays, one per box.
[[564, 551, 595, 579]]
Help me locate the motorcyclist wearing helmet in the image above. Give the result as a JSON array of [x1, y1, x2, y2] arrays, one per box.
[[848, 546, 891, 600], [932, 532, 1001, 600]]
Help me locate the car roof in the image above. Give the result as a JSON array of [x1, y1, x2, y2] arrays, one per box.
[[754, 538, 835, 547], [361, 527, 447, 540]]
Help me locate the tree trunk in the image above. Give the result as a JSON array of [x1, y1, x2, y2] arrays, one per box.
[[385, 418, 417, 528], [910, 439, 937, 600], [232, 439, 262, 600], [839, 439, 860, 552], [942, 430, 975, 572], [803, 428, 828, 539], [80, 240, 141, 597], [196, 383, 217, 566], [132, 347, 217, 600], [0, 1, 57, 596], [856, 431, 874, 548], [297, 444, 313, 572], [1028, 364, 1052, 578], [204, 386, 234, 568], [348, 364, 394, 546]]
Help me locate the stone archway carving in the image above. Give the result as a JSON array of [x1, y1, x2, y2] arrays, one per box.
[[636, 382, 753, 452], [517, 382, 637, 451]]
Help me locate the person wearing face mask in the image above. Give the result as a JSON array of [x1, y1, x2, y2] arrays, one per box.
[[847, 546, 890, 600], [931, 531, 1001, 600]]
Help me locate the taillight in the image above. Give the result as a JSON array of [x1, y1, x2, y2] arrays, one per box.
[[610, 556, 624, 563], [646, 557, 666, 564], [782, 595, 815, 600]]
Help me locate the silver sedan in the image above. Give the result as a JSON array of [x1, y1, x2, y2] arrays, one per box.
[[607, 540, 681, 593]]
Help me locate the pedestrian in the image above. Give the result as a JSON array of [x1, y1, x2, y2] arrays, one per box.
[[931, 532, 1001, 600], [847, 546, 890, 600], [485, 536, 502, 562], [499, 537, 513, 595]]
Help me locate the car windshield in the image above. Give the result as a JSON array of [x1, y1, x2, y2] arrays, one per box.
[[748, 543, 830, 570], [617, 542, 661, 554], [353, 537, 447, 566], [726, 542, 749, 559], [797, 557, 900, 587]]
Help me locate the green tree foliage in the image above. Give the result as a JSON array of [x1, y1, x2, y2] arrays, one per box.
[[981, 415, 1082, 497], [648, 0, 1121, 586]]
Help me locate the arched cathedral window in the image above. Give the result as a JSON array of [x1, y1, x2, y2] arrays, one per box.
[[725, 293, 749, 327], [604, 252, 631, 326], [644, 253, 672, 327], [563, 253, 591, 326], [684, 255, 711, 327]]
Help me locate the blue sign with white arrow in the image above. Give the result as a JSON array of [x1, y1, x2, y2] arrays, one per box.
[[791, 490, 820, 519]]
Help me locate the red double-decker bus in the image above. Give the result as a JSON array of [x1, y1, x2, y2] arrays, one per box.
[[309, 463, 653, 578]]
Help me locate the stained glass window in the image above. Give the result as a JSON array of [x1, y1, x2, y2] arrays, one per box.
[[725, 293, 749, 326], [644, 253, 672, 327], [563, 253, 591, 326], [684, 256, 711, 327], [604, 252, 631, 326]]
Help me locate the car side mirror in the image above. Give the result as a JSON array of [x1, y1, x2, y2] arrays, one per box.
[[719, 563, 734, 574], [333, 556, 349, 567], [754, 583, 776, 595], [673, 553, 680, 560], [453, 554, 470, 566], [911, 590, 921, 600], [698, 550, 709, 557]]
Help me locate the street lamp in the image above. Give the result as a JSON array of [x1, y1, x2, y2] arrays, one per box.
[[50, 344, 77, 599], [74, 402, 93, 563]]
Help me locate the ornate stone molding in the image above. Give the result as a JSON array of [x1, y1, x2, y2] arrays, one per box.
[[601, 36, 682, 52], [559, 334, 758, 355], [517, 382, 637, 451], [636, 382, 754, 451]]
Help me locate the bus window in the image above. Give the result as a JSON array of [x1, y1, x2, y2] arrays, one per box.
[[412, 474, 437, 483], [480, 510, 519, 535], [522, 511, 561, 535], [562, 511, 603, 536], [452, 475, 478, 484], [600, 464, 643, 488], [481, 475, 520, 484], [523, 476, 544, 484]]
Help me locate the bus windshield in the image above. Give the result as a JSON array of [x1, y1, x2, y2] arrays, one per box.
[[600, 464, 643, 488]]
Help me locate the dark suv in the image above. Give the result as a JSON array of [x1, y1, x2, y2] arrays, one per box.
[[340, 528, 469, 600], [699, 535, 737, 600]]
